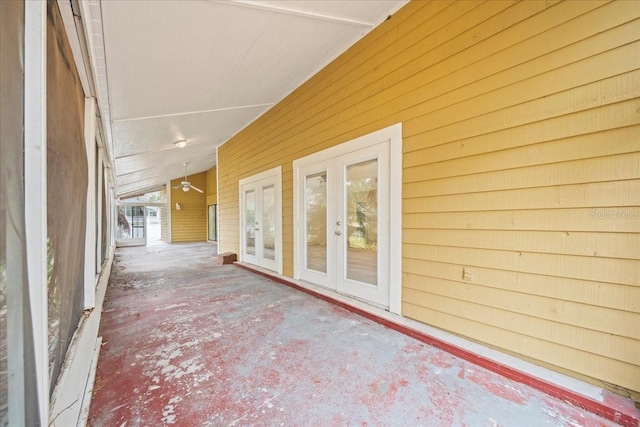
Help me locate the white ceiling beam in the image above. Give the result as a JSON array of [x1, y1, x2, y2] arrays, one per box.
[[209, 0, 376, 27], [118, 184, 166, 200], [112, 102, 274, 123]]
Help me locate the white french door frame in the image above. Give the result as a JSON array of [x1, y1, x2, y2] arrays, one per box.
[[293, 123, 402, 314], [239, 166, 283, 274]]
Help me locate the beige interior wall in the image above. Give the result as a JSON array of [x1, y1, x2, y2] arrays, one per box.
[[217, 0, 640, 399], [170, 172, 207, 242]]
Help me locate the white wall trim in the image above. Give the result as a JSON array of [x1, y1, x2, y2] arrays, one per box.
[[216, 146, 220, 246], [388, 123, 403, 315], [23, 1, 49, 423], [84, 97, 97, 309], [96, 148, 104, 273]]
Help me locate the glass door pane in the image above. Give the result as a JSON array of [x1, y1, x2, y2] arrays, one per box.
[[305, 172, 327, 273], [208, 204, 217, 241], [130, 206, 145, 238], [244, 190, 256, 256], [345, 159, 378, 285], [262, 185, 275, 261]]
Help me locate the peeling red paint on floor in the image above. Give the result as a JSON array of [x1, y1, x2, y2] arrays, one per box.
[[89, 243, 629, 426]]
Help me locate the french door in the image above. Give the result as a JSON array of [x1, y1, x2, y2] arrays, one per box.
[[239, 167, 282, 273], [296, 141, 391, 307]]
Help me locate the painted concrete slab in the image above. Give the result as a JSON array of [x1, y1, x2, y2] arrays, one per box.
[[89, 243, 620, 426]]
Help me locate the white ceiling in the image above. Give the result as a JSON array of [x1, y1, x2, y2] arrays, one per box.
[[84, 0, 408, 198]]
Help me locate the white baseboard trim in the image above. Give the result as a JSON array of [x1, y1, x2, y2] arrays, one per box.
[[78, 337, 102, 426]]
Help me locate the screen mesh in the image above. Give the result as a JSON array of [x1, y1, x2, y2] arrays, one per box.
[[46, 0, 88, 393]]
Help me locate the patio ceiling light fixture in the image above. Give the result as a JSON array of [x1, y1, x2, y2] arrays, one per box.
[[174, 139, 187, 148]]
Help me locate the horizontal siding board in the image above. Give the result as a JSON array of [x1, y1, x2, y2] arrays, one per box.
[[404, 70, 640, 163], [402, 302, 640, 392], [403, 206, 640, 233], [403, 179, 640, 212], [403, 230, 640, 260], [402, 246, 639, 286], [398, 1, 636, 113], [405, 122, 640, 183], [404, 77, 640, 157], [403, 153, 640, 198], [403, 287, 640, 365], [404, 40, 640, 138], [398, 15, 640, 140], [403, 280, 640, 342], [403, 262, 640, 313]]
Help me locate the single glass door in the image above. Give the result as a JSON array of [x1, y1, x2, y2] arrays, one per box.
[[300, 161, 333, 287], [336, 151, 389, 306], [116, 204, 147, 247]]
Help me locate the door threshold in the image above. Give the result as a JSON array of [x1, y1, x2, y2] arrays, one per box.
[[234, 261, 639, 427]]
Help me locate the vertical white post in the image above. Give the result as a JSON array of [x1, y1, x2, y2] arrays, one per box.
[[23, 0, 48, 423], [166, 181, 172, 243], [83, 97, 97, 309], [96, 148, 104, 272], [389, 123, 403, 316], [111, 185, 117, 249], [216, 146, 220, 245], [109, 175, 115, 251]]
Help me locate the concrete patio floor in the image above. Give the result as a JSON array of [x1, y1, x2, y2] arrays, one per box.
[[88, 242, 621, 426]]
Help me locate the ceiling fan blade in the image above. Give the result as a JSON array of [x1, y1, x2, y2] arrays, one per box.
[[172, 185, 181, 189], [189, 184, 204, 193]]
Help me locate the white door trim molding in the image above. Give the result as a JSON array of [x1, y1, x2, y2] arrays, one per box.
[[293, 123, 402, 314]]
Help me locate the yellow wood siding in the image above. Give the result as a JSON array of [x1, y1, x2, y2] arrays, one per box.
[[206, 166, 217, 206], [171, 172, 207, 242], [160, 206, 167, 242], [217, 0, 640, 398]]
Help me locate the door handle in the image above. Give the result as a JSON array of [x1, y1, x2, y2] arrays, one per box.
[[334, 230, 342, 236]]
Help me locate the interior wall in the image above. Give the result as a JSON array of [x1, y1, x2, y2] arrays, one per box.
[[46, 0, 88, 393], [170, 172, 207, 242], [217, 0, 640, 400]]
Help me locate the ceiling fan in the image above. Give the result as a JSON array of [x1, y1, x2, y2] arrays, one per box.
[[173, 163, 203, 193]]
